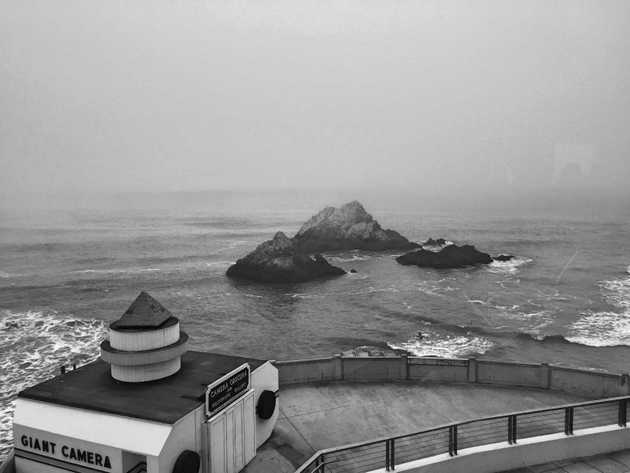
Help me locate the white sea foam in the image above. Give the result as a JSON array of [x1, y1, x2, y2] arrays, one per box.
[[205, 261, 233, 267], [568, 311, 630, 346], [567, 271, 630, 347], [467, 298, 553, 334], [416, 281, 458, 297], [388, 329, 494, 358], [487, 256, 533, 275], [74, 267, 161, 275], [289, 293, 321, 299], [328, 254, 371, 263], [421, 240, 455, 252], [367, 286, 400, 294], [0, 310, 106, 461]]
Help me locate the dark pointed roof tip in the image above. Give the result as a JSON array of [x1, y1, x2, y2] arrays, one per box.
[[110, 291, 176, 330]]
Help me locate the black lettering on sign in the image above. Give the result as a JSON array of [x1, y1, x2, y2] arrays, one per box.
[[206, 365, 250, 417], [20, 435, 112, 470]]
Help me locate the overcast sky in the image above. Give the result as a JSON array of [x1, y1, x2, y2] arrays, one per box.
[[1, 0, 629, 201]]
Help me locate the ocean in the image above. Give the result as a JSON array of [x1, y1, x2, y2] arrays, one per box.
[[1, 190, 629, 459]]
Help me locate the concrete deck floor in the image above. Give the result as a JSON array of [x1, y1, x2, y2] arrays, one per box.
[[244, 382, 590, 473], [501, 449, 630, 473]]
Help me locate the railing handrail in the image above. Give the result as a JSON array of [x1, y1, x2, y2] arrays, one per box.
[[294, 394, 630, 472]]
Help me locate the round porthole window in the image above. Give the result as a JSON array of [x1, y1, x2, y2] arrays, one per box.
[[172, 450, 200, 473], [256, 390, 277, 420]]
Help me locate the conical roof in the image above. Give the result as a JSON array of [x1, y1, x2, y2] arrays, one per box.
[[110, 291, 174, 329]]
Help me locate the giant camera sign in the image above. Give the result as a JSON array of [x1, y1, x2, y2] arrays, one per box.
[[205, 364, 250, 418]]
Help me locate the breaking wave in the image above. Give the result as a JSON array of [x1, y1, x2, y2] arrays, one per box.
[[487, 256, 533, 274], [388, 326, 494, 358], [382, 299, 623, 362], [0, 310, 106, 461], [567, 266, 630, 347]]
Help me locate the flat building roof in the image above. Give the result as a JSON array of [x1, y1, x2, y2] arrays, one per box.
[[18, 351, 266, 424]]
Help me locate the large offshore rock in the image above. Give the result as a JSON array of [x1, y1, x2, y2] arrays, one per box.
[[396, 244, 493, 269], [226, 232, 346, 283], [293, 201, 418, 253]]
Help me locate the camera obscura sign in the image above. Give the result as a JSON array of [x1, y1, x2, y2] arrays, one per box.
[[205, 364, 250, 418]]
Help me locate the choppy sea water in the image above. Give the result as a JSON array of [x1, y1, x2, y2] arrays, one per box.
[[1, 194, 629, 459]]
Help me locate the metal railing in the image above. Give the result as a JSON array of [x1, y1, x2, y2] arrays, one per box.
[[295, 396, 629, 473]]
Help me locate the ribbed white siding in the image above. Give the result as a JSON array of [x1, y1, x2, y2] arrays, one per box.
[[109, 322, 179, 351], [111, 357, 181, 383]]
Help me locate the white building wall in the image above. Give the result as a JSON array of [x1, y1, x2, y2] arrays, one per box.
[[156, 406, 204, 473], [251, 362, 279, 448]]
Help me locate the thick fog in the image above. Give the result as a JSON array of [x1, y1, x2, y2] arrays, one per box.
[[1, 0, 629, 211]]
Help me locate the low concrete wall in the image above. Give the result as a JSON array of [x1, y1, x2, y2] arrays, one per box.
[[551, 367, 630, 399], [274, 356, 630, 398], [476, 360, 547, 388], [342, 357, 406, 382], [408, 357, 468, 383], [391, 424, 630, 473], [274, 357, 338, 385]]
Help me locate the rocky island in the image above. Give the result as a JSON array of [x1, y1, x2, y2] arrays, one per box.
[[293, 201, 419, 253], [396, 244, 494, 269], [226, 231, 346, 283], [226, 201, 417, 283]]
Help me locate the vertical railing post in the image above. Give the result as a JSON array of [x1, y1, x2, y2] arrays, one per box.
[[385, 439, 390, 471], [507, 416, 513, 444], [619, 399, 627, 427], [453, 425, 458, 455], [511, 415, 517, 444], [448, 425, 458, 456], [391, 439, 395, 470], [564, 407, 574, 435]]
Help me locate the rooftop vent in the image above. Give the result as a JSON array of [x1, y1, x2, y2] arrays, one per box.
[[100, 292, 188, 383]]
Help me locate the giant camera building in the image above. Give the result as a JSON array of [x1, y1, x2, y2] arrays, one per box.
[[12, 292, 279, 473]]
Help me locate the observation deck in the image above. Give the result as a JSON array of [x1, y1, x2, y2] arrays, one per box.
[[243, 352, 630, 473]]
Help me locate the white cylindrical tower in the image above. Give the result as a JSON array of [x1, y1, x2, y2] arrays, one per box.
[[100, 291, 188, 383]]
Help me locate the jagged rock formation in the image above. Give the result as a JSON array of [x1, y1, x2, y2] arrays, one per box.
[[396, 244, 493, 269], [422, 238, 448, 247], [494, 254, 515, 262], [226, 232, 346, 283], [293, 201, 418, 253], [227, 201, 419, 283]]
